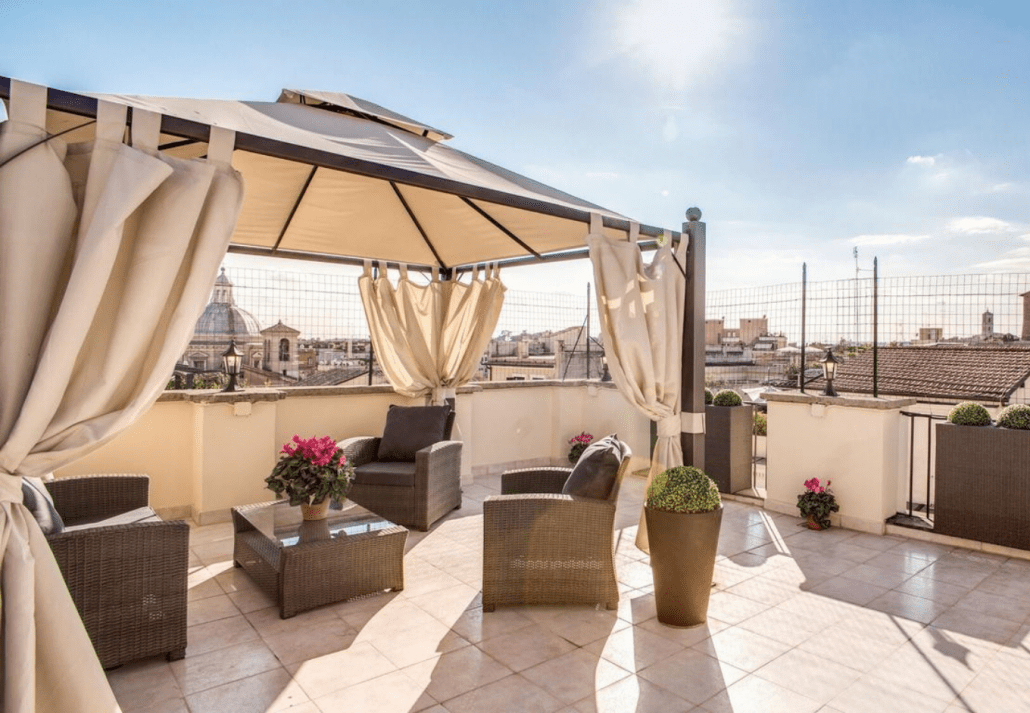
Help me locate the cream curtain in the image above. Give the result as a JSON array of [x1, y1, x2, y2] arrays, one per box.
[[0, 81, 243, 712], [588, 221, 686, 551], [359, 262, 505, 404]]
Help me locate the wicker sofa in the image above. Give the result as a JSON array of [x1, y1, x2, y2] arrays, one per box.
[[337, 405, 462, 531], [43, 474, 189, 669], [482, 437, 631, 611]]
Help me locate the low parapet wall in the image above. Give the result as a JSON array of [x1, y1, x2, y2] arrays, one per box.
[[57, 381, 650, 524]]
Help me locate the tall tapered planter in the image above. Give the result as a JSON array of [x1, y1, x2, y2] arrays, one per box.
[[645, 505, 723, 627], [705, 404, 754, 493], [935, 423, 1030, 549]]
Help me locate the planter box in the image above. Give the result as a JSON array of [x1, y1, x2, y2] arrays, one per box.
[[935, 422, 1030, 550], [705, 404, 754, 494]]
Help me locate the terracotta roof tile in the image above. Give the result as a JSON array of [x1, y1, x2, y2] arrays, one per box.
[[821, 346, 1030, 402]]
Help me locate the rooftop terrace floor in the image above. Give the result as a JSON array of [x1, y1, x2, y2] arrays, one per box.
[[109, 472, 1030, 713]]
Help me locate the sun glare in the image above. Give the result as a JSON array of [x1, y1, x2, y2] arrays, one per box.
[[614, 0, 749, 91]]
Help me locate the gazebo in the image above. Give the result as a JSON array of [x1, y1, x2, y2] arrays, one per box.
[[0, 75, 707, 712]]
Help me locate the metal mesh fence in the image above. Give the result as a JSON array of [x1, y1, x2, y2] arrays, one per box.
[[708, 273, 1030, 347], [186, 265, 1029, 390]]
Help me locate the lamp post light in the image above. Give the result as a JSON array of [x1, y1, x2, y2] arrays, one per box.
[[221, 339, 243, 393], [820, 347, 839, 397]]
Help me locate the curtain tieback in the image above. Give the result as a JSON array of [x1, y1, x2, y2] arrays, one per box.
[[656, 415, 681, 438], [431, 386, 457, 405], [0, 473, 24, 504]]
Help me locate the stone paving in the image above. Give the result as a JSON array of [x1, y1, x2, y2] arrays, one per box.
[[108, 472, 1030, 712]]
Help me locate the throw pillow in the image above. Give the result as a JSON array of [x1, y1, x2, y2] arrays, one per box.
[[21, 475, 65, 535], [561, 434, 630, 500], [377, 405, 452, 462]]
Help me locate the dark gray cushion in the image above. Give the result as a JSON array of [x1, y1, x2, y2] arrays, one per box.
[[377, 405, 451, 462], [22, 476, 64, 535], [354, 461, 418, 487], [561, 435, 629, 500], [61, 506, 161, 533]]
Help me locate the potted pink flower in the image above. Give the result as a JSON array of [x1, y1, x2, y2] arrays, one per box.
[[797, 477, 839, 530], [265, 435, 354, 520], [567, 432, 594, 463]]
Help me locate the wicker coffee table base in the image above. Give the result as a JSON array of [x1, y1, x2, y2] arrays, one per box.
[[232, 502, 407, 619]]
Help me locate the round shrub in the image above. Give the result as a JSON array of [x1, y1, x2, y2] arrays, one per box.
[[997, 404, 1030, 430], [947, 402, 992, 427], [646, 466, 721, 514], [753, 412, 767, 437], [712, 389, 742, 407], [704, 388, 714, 405]]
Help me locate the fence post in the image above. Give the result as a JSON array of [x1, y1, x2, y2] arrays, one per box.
[[800, 263, 807, 393]]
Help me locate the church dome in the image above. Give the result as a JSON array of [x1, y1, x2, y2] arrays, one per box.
[[193, 268, 262, 338]]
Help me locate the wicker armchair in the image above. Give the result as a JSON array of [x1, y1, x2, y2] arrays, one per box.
[[338, 407, 462, 531], [482, 449, 631, 611], [44, 474, 189, 668]]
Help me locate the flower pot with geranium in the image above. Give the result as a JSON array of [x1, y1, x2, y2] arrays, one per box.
[[797, 477, 839, 530], [567, 432, 594, 463], [265, 435, 354, 520]]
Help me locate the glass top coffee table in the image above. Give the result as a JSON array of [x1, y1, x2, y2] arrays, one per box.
[[231, 500, 407, 619]]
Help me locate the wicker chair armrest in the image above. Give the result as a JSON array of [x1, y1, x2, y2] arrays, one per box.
[[45, 474, 150, 521], [337, 436, 381, 468], [47, 519, 190, 590], [501, 467, 572, 495]]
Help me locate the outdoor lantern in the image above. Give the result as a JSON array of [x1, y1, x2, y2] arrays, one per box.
[[820, 347, 839, 397], [221, 339, 243, 393]]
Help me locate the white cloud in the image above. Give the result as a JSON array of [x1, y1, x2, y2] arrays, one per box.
[[906, 155, 936, 166], [947, 216, 1015, 234], [973, 247, 1030, 272], [849, 233, 931, 247], [585, 171, 620, 180]]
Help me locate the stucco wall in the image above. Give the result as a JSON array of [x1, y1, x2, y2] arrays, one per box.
[[56, 381, 650, 523], [764, 393, 914, 534]]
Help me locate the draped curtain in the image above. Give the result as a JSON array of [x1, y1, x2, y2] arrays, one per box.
[[0, 80, 243, 712], [588, 222, 686, 551], [359, 262, 505, 405]]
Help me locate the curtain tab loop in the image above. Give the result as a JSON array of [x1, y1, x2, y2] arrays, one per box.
[[96, 100, 128, 143], [9, 79, 48, 130], [628, 221, 640, 243], [207, 127, 236, 165], [589, 212, 602, 236], [131, 109, 161, 152]]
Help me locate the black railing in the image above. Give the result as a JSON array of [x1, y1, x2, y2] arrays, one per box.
[[892, 410, 947, 529]]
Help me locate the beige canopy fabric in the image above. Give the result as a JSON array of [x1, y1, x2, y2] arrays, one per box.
[[359, 263, 505, 404], [0, 80, 243, 712], [1, 76, 680, 271], [588, 222, 686, 552]]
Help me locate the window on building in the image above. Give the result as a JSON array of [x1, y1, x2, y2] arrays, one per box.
[[279, 338, 290, 362]]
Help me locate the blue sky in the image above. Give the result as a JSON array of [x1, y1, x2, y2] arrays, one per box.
[[3, 0, 1029, 293]]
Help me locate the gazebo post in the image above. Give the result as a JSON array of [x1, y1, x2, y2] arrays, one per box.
[[681, 207, 706, 471]]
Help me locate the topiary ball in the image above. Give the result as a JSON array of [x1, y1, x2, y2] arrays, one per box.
[[646, 466, 721, 514], [705, 388, 714, 405], [947, 402, 992, 427], [997, 404, 1030, 430], [713, 389, 743, 407]]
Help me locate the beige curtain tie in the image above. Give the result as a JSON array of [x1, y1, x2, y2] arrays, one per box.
[[431, 386, 457, 405], [0, 474, 23, 504], [656, 414, 681, 438]]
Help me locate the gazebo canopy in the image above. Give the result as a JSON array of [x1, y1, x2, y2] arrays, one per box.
[[0, 77, 677, 271]]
